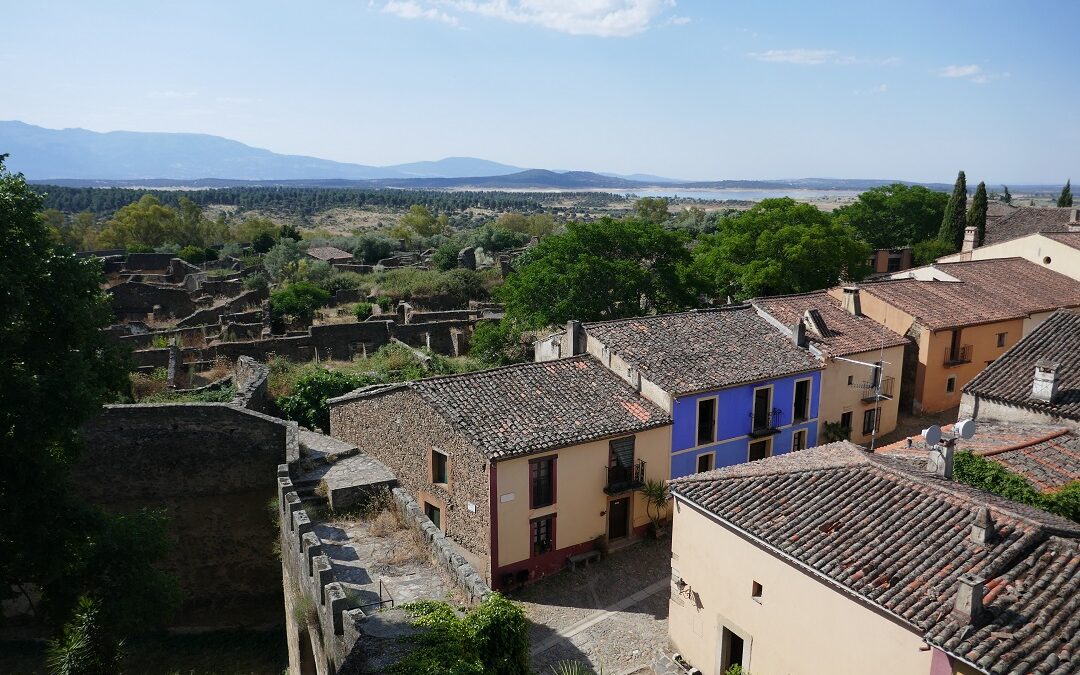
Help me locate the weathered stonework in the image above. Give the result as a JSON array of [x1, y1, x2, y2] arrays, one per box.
[[329, 388, 492, 576]]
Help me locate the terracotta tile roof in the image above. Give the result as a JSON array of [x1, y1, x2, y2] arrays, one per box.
[[878, 423, 1080, 492], [332, 356, 670, 461], [582, 306, 822, 396], [861, 258, 1080, 330], [306, 246, 354, 261], [984, 206, 1076, 245], [752, 291, 909, 357], [670, 443, 1080, 674], [964, 309, 1080, 422]]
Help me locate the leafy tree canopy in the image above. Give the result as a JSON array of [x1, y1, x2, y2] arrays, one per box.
[[269, 281, 330, 323], [495, 212, 556, 237], [831, 183, 948, 248], [691, 198, 871, 301], [401, 204, 447, 238], [498, 217, 699, 328], [633, 197, 671, 224]]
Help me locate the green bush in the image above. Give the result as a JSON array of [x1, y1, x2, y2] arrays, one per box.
[[470, 320, 529, 366], [954, 451, 1080, 522], [242, 272, 269, 291], [251, 231, 276, 253], [377, 296, 394, 312], [270, 281, 331, 322], [46, 596, 122, 675], [275, 369, 373, 432], [433, 243, 460, 271], [177, 245, 207, 264], [355, 302, 373, 321]]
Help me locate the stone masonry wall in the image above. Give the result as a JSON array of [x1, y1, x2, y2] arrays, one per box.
[[75, 403, 298, 625], [329, 389, 491, 571]]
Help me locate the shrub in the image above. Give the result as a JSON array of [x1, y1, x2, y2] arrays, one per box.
[[270, 281, 331, 323], [432, 243, 459, 271], [243, 272, 269, 291], [252, 231, 276, 253], [275, 369, 373, 432], [46, 595, 123, 675], [954, 451, 1080, 522], [354, 302, 373, 321], [177, 245, 207, 264], [470, 320, 529, 366], [377, 296, 394, 312]]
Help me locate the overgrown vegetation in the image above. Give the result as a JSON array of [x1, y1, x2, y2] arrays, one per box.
[[388, 593, 530, 675], [954, 451, 1080, 522]]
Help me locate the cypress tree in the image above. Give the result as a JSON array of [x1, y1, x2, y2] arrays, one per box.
[[1057, 179, 1073, 207], [967, 181, 988, 246], [938, 170, 967, 249], [1002, 185, 1012, 203]]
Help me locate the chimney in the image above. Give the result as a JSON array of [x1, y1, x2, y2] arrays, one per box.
[[927, 443, 955, 479], [962, 226, 978, 253], [566, 320, 585, 356], [970, 507, 996, 545], [792, 319, 808, 348], [1069, 209, 1080, 232], [953, 573, 985, 624], [841, 286, 862, 316], [1032, 360, 1060, 403]]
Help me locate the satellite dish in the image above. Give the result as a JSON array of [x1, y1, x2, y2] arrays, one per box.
[[955, 419, 976, 440], [923, 425, 942, 446]]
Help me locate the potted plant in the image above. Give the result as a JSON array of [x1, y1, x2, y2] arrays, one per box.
[[641, 479, 671, 538]]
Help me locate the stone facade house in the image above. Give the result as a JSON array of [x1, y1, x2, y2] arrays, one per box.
[[754, 289, 909, 447], [306, 246, 355, 264], [328, 356, 672, 590], [572, 306, 824, 478], [667, 442, 1080, 675], [836, 258, 1080, 414]]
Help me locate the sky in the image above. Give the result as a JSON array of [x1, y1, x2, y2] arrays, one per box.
[[2, 0, 1078, 183]]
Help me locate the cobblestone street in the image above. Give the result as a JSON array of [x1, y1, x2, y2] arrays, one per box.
[[511, 538, 672, 675]]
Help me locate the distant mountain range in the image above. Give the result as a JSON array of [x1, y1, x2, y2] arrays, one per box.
[[3, 120, 1049, 193]]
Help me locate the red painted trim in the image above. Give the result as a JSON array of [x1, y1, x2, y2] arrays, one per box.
[[489, 463, 498, 584], [529, 513, 557, 558], [493, 537, 597, 590]]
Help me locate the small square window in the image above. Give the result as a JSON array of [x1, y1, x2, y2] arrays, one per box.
[[792, 429, 807, 452], [696, 453, 714, 473], [751, 581, 763, 602], [431, 449, 448, 484], [424, 502, 442, 529], [996, 332, 1007, 348], [847, 375, 854, 386], [946, 376, 957, 394]]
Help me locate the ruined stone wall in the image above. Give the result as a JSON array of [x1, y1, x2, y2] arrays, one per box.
[[232, 356, 271, 411], [175, 288, 268, 328], [75, 403, 298, 626], [329, 389, 491, 565], [109, 281, 197, 319]]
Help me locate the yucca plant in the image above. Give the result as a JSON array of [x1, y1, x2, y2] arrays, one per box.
[[641, 478, 671, 537]]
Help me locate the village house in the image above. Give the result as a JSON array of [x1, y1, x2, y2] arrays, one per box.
[[833, 257, 1080, 414], [866, 246, 914, 275], [960, 308, 1080, 429], [975, 202, 1079, 247], [754, 289, 909, 447], [305, 245, 355, 265], [667, 441, 1080, 675], [936, 213, 1080, 283], [327, 356, 672, 590], [575, 306, 824, 478]]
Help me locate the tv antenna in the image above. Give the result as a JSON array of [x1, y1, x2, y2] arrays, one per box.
[[924, 419, 976, 479]]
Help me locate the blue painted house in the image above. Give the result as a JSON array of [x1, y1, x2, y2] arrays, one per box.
[[578, 306, 824, 478]]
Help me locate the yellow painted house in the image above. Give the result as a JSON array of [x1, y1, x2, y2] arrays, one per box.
[[666, 442, 1080, 675], [938, 230, 1080, 283], [328, 356, 672, 589], [831, 257, 1080, 414]]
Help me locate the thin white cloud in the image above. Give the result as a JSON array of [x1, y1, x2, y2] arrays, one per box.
[[854, 83, 888, 95], [750, 49, 900, 66], [664, 15, 690, 26], [938, 64, 981, 78], [382, 0, 459, 26], [379, 0, 679, 37]]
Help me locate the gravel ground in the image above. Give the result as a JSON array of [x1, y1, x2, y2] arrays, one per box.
[[511, 537, 672, 674]]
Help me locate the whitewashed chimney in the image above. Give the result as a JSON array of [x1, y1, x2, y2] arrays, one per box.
[[962, 226, 978, 253], [841, 287, 862, 316], [1032, 360, 1060, 403]]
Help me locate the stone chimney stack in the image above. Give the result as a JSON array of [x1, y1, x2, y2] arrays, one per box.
[[927, 443, 955, 480], [970, 507, 996, 545], [953, 573, 985, 624], [792, 319, 808, 348], [1032, 360, 1060, 403], [566, 320, 585, 356], [841, 287, 862, 316], [1069, 209, 1080, 232], [962, 226, 978, 253]]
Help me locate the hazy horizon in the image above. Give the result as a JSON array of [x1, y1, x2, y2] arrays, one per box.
[[4, 1, 1078, 184]]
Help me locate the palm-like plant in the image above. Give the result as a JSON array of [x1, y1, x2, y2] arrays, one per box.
[[641, 478, 671, 535]]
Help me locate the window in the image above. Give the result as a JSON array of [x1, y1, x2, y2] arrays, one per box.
[[696, 398, 717, 446], [862, 408, 880, 436], [996, 332, 1007, 348], [530, 456, 555, 509], [748, 439, 771, 462], [531, 515, 554, 557], [696, 453, 714, 473], [847, 375, 854, 386], [840, 411, 853, 437], [886, 256, 902, 273], [752, 387, 773, 432], [751, 581, 763, 602], [946, 376, 957, 394], [793, 379, 811, 422], [792, 429, 807, 452], [721, 627, 746, 672], [431, 449, 448, 484], [424, 502, 441, 530]]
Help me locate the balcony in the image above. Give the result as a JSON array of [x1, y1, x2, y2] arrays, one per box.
[[944, 345, 973, 366], [605, 459, 646, 495], [749, 407, 782, 437], [854, 375, 895, 402]]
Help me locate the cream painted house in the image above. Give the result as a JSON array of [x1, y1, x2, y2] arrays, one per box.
[[937, 230, 1080, 282], [666, 442, 1080, 675], [328, 356, 672, 590], [753, 290, 908, 446]]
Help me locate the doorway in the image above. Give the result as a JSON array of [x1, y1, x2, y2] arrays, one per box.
[[608, 497, 630, 540]]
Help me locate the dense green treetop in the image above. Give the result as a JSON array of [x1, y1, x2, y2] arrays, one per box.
[[831, 183, 948, 248], [1058, 179, 1073, 207], [1001, 185, 1012, 203], [938, 170, 968, 249], [691, 198, 871, 300], [633, 197, 671, 224], [967, 181, 988, 246]]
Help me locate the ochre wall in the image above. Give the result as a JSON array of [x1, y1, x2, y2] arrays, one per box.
[[494, 425, 671, 571], [918, 319, 1023, 413], [668, 498, 937, 675], [818, 344, 905, 446]]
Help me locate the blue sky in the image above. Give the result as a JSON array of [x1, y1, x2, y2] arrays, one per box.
[[2, 1, 1077, 182]]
